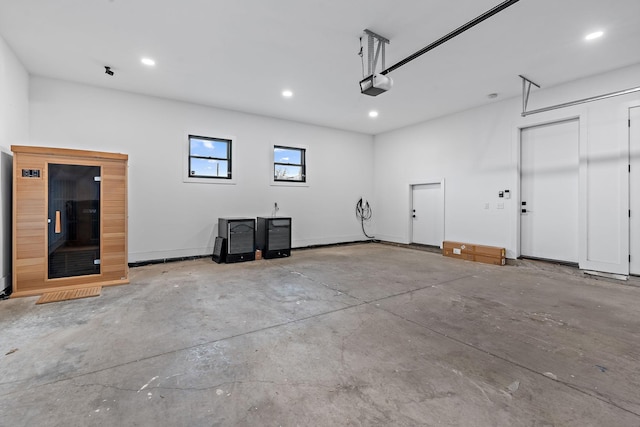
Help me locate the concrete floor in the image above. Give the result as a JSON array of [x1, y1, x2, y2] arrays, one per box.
[[1, 243, 639, 426]]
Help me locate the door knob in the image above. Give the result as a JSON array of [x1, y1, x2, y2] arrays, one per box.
[[412, 215, 416, 218]]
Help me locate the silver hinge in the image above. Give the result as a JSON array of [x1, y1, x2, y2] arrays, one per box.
[[94, 259, 101, 265], [94, 176, 102, 182]]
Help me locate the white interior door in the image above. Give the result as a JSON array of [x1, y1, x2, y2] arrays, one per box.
[[521, 119, 579, 263], [630, 107, 640, 275], [411, 183, 443, 246]]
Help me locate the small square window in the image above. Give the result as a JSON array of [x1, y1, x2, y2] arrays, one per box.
[[274, 146, 305, 182], [189, 135, 232, 179]]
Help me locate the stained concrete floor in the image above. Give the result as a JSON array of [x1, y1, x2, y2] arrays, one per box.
[[1, 243, 640, 426]]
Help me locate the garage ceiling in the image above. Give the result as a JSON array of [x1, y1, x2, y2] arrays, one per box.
[[1, 0, 639, 135]]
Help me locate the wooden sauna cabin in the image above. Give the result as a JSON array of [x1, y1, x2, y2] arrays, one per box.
[[11, 146, 129, 297]]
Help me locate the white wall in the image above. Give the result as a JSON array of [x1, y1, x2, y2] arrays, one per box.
[[374, 99, 516, 249], [0, 35, 29, 293], [19, 54, 640, 274], [29, 77, 374, 262], [374, 63, 640, 275]]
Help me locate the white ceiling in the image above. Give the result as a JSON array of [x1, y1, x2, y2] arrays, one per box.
[[1, 0, 640, 135]]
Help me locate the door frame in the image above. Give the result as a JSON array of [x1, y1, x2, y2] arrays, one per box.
[[408, 179, 445, 248], [514, 116, 586, 266], [629, 104, 640, 275], [515, 116, 587, 268], [512, 102, 633, 275]]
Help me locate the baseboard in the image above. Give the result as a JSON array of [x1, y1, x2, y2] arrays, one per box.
[[128, 240, 377, 268], [372, 234, 408, 245], [128, 254, 211, 268], [291, 235, 370, 248], [584, 270, 628, 281], [128, 247, 214, 264]]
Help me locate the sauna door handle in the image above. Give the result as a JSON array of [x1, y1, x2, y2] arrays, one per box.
[[54, 211, 61, 233]]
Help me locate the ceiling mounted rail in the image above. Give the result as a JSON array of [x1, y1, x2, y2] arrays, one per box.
[[520, 75, 640, 117], [380, 0, 521, 76]]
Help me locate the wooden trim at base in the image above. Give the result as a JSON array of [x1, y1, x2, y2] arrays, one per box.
[[10, 279, 129, 299]]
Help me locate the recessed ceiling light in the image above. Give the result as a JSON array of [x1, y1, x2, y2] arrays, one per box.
[[141, 57, 156, 66], [282, 90, 293, 98], [585, 31, 604, 41], [369, 110, 379, 118]]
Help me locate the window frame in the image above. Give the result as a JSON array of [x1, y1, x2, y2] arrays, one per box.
[[188, 134, 232, 180], [273, 145, 306, 183]]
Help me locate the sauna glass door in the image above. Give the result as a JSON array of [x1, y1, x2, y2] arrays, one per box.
[[48, 164, 101, 279]]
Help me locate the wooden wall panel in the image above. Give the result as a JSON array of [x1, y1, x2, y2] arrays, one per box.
[[11, 146, 129, 297], [13, 153, 47, 295], [100, 159, 128, 283]]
